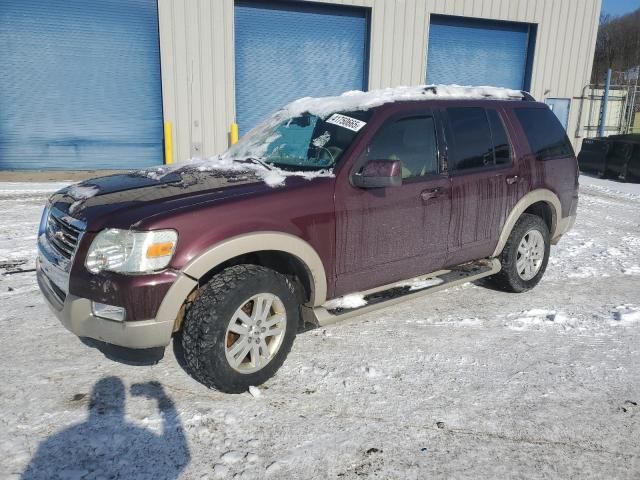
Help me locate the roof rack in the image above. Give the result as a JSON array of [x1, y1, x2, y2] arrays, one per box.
[[422, 85, 535, 101]]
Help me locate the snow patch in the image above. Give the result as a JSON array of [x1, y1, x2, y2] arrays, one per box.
[[397, 277, 444, 291], [220, 451, 245, 464], [283, 84, 523, 119], [265, 461, 284, 477], [566, 266, 610, 279], [138, 154, 334, 188], [363, 366, 379, 378], [66, 184, 99, 201], [505, 309, 575, 331], [248, 385, 262, 398], [622, 265, 640, 275], [323, 293, 368, 310], [312, 131, 331, 147], [212, 464, 230, 479], [612, 305, 640, 324], [65, 184, 100, 214], [457, 317, 483, 327], [580, 175, 640, 199]]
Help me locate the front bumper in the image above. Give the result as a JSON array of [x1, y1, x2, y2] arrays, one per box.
[[37, 256, 197, 350], [36, 205, 198, 354]]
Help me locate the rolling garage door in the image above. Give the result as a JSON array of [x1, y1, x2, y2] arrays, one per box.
[[426, 15, 535, 90], [0, 0, 163, 170], [235, 1, 368, 134]]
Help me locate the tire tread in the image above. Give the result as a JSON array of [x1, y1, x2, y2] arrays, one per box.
[[489, 213, 550, 293], [180, 264, 297, 393]]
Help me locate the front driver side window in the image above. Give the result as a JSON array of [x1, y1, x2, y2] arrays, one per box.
[[361, 115, 438, 179]]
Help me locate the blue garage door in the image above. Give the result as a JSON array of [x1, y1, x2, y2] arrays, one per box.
[[0, 0, 163, 170], [426, 15, 535, 90], [235, 2, 368, 134]]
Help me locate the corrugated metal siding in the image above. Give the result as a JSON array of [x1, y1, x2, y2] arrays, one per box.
[[158, 0, 601, 161], [158, 0, 235, 160]]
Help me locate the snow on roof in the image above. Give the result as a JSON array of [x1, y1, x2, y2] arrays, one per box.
[[282, 84, 525, 119], [132, 84, 525, 189]]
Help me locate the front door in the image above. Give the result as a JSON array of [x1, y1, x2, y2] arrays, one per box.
[[334, 109, 451, 295], [441, 106, 519, 265]]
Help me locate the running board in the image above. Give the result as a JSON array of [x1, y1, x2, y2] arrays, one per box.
[[310, 258, 501, 327]]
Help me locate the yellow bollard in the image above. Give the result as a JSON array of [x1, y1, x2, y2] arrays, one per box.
[[230, 122, 239, 145], [164, 121, 173, 165]]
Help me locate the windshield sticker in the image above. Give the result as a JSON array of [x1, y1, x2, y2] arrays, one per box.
[[326, 114, 366, 132], [312, 131, 331, 148]]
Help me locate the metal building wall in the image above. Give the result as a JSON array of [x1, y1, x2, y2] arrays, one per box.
[[158, 0, 601, 162]]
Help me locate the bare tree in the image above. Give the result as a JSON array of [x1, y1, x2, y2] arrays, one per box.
[[591, 8, 640, 84]]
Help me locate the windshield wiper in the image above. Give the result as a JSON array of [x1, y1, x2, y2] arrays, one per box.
[[236, 157, 273, 170]]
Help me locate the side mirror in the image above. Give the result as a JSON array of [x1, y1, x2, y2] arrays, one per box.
[[352, 160, 402, 188]]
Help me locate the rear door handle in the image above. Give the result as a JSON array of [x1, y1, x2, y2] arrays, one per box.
[[506, 175, 520, 185], [420, 188, 442, 202]]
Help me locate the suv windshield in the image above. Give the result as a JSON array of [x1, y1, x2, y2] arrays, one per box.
[[228, 111, 372, 171]]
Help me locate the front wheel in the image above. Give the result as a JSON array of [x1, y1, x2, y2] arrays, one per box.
[[489, 213, 550, 293], [181, 264, 299, 393]]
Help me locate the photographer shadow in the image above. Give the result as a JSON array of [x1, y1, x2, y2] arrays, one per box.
[[22, 377, 190, 480]]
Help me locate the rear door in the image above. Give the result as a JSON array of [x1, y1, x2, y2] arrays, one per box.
[[334, 107, 451, 295], [442, 105, 519, 265]]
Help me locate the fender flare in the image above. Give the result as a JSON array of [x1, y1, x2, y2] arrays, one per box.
[[181, 231, 328, 306], [492, 189, 562, 257]]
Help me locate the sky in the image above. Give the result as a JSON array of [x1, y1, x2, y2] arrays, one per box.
[[601, 0, 640, 16]]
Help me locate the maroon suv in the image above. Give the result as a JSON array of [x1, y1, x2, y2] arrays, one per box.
[[37, 85, 579, 393]]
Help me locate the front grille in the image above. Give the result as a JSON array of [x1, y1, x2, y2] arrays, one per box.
[[46, 212, 82, 260]]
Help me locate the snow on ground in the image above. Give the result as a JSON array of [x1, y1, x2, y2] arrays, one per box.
[[1, 178, 639, 479]]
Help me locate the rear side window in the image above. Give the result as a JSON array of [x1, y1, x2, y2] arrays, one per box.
[[445, 107, 493, 170], [487, 109, 512, 165], [514, 107, 574, 160]]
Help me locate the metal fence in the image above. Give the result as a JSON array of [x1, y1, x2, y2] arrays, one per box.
[[575, 83, 640, 139]]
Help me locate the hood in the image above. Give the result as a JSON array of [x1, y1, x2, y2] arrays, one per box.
[[49, 169, 270, 231]]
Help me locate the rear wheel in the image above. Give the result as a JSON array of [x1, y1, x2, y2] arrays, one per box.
[[489, 213, 550, 293], [181, 264, 298, 393]]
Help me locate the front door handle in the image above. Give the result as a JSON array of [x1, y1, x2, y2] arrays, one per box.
[[506, 175, 520, 185], [420, 188, 442, 202]]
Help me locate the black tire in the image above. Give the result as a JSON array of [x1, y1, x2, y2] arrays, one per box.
[[489, 213, 550, 293], [181, 264, 299, 393]]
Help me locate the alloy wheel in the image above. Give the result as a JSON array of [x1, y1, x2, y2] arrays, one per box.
[[516, 229, 545, 281], [224, 293, 287, 374]]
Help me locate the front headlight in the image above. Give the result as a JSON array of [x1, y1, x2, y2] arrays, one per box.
[[85, 229, 178, 274]]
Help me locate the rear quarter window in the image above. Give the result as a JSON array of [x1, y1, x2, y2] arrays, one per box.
[[514, 107, 575, 160]]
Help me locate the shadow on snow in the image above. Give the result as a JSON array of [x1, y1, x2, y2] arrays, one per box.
[[22, 377, 190, 480]]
